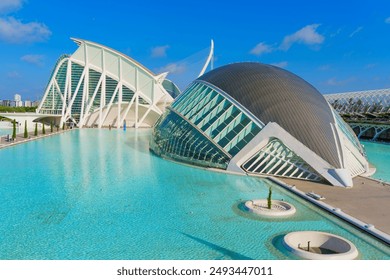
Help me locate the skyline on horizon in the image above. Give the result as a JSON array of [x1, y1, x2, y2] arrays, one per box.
[[0, 0, 390, 100]]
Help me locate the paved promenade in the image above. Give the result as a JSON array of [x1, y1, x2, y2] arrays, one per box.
[[0, 128, 72, 149], [281, 177, 390, 236]]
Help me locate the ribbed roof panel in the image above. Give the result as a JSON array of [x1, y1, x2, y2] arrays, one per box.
[[198, 62, 341, 168]]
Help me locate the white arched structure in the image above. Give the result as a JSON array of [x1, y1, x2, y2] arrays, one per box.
[[37, 38, 174, 128], [324, 89, 390, 114]]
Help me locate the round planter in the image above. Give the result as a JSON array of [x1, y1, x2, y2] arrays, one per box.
[[244, 199, 296, 217], [282, 231, 359, 260]]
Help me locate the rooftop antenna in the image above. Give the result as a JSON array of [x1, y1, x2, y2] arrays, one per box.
[[198, 39, 214, 77]]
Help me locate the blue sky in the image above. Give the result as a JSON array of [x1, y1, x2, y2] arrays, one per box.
[[0, 0, 390, 101]]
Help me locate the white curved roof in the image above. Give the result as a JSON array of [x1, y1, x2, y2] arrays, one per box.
[[69, 38, 171, 104]]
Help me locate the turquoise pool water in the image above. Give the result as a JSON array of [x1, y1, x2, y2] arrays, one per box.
[[362, 141, 390, 183], [0, 129, 388, 260]]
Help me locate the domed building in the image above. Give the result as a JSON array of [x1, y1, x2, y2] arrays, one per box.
[[151, 62, 369, 187]]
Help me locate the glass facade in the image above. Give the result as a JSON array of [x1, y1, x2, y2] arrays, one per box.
[[40, 59, 68, 115], [333, 108, 364, 154], [171, 82, 262, 157], [39, 59, 144, 122], [151, 110, 230, 169], [151, 81, 263, 170], [242, 138, 322, 181]]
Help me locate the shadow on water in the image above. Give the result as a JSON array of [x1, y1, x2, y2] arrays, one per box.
[[180, 232, 253, 260]]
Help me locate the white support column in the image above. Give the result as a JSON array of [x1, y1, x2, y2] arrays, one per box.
[[134, 68, 139, 128], [119, 94, 136, 128], [52, 83, 55, 111], [135, 95, 139, 128], [117, 58, 123, 129], [99, 49, 106, 128], [53, 79, 65, 104], [64, 68, 86, 120], [60, 59, 72, 126], [79, 43, 89, 128], [101, 84, 120, 126], [138, 106, 153, 126], [82, 74, 103, 122]]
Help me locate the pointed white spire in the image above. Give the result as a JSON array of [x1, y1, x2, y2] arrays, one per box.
[[198, 39, 214, 77]]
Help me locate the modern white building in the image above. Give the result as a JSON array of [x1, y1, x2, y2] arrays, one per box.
[[37, 38, 179, 128], [151, 62, 370, 187]]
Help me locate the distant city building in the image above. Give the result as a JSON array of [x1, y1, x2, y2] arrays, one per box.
[[0, 98, 39, 107], [32, 101, 40, 107], [14, 94, 23, 107], [14, 94, 21, 102]]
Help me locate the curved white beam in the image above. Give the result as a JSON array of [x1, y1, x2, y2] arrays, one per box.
[[198, 39, 214, 77]]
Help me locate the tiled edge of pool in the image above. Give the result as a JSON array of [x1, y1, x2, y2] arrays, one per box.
[[0, 129, 73, 150], [267, 177, 390, 245]]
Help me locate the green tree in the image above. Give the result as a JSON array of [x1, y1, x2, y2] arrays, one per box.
[[62, 123, 65, 130], [50, 121, 53, 133], [24, 120, 28, 138], [34, 123, 38, 136], [267, 187, 272, 210], [12, 119, 16, 140], [42, 123, 46, 135]]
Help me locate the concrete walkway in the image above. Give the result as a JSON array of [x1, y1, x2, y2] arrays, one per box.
[[281, 177, 390, 236], [0, 128, 73, 149]]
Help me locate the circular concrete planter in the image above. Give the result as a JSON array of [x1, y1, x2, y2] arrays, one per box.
[[282, 231, 359, 260], [244, 199, 296, 217]]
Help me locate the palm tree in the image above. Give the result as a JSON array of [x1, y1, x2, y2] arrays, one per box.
[[42, 123, 46, 135], [34, 123, 38, 136]]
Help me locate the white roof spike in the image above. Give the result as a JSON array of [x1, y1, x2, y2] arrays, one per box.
[[198, 39, 214, 77], [155, 72, 168, 83]]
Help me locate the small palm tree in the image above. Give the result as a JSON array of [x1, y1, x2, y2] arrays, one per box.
[[42, 123, 46, 135], [34, 123, 38, 136], [267, 187, 272, 210], [50, 121, 53, 133]]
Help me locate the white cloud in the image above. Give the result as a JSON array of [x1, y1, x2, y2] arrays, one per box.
[[0, 0, 23, 14], [325, 77, 355, 86], [7, 70, 20, 78], [330, 28, 342, 38], [151, 45, 170, 58], [271, 61, 288, 68], [158, 63, 186, 74], [385, 17, 390, 24], [364, 63, 377, 69], [21, 54, 45, 66], [318, 64, 331, 71], [349, 26, 363, 37], [250, 42, 273, 56], [280, 24, 324, 50], [0, 17, 51, 43]]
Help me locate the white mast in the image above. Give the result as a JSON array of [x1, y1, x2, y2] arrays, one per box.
[[198, 39, 214, 77]]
